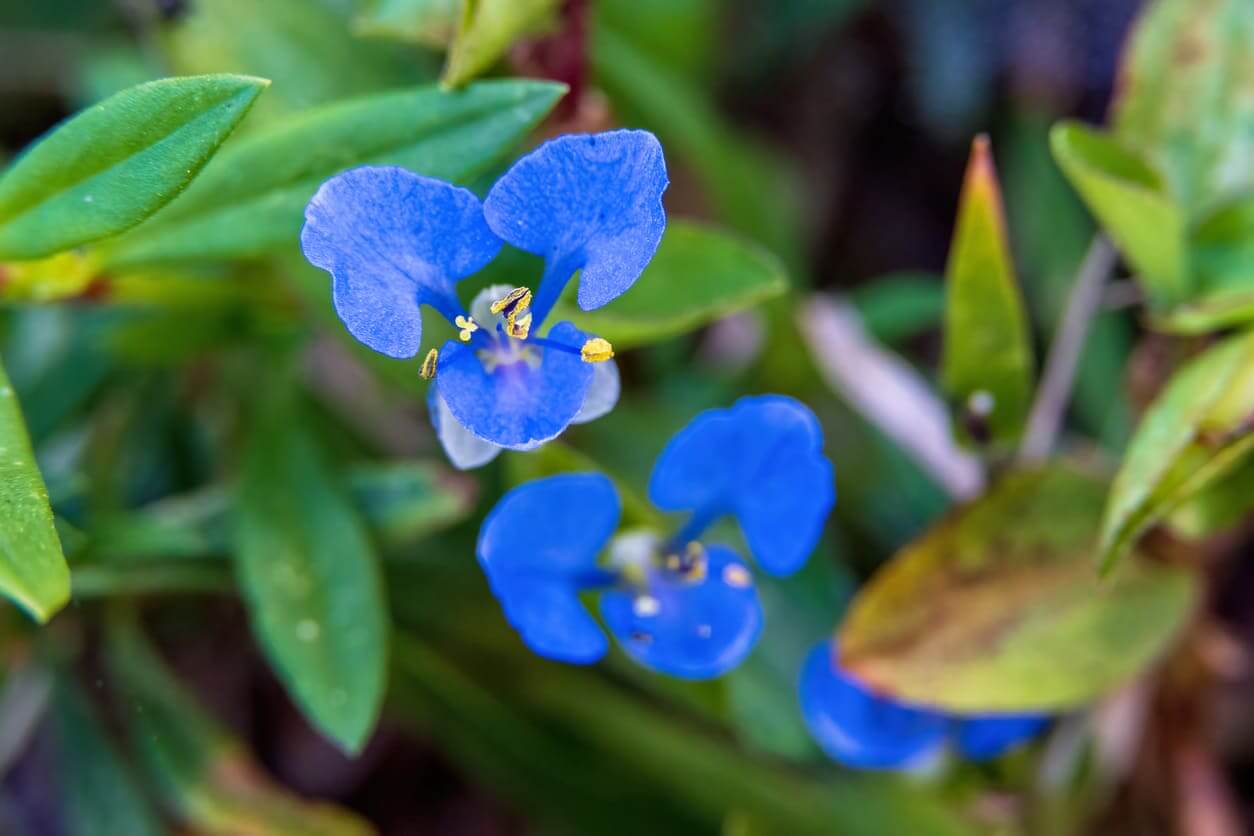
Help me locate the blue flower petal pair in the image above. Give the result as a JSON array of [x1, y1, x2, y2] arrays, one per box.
[[799, 641, 1049, 769], [301, 130, 668, 465], [476, 396, 834, 678]]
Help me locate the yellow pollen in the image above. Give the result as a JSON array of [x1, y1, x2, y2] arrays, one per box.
[[419, 348, 439, 380], [490, 286, 532, 316], [722, 564, 752, 588], [455, 315, 479, 341], [506, 310, 533, 340], [581, 337, 614, 363]]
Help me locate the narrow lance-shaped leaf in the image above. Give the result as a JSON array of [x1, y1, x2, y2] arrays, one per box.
[[1113, 0, 1254, 215], [0, 74, 267, 260], [106, 617, 374, 835], [101, 80, 564, 266], [839, 466, 1198, 712], [549, 220, 788, 348], [940, 136, 1034, 447], [0, 355, 69, 622], [442, 0, 561, 88], [234, 401, 389, 754], [1050, 121, 1189, 308], [1098, 330, 1254, 573]]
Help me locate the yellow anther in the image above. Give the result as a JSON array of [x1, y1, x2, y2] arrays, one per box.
[[455, 315, 479, 341], [505, 310, 533, 340], [722, 564, 752, 588], [580, 337, 614, 363], [490, 286, 532, 316], [419, 348, 439, 380]]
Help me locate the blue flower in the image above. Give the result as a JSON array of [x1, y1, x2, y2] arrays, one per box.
[[301, 130, 668, 468], [475, 396, 834, 678], [799, 640, 1049, 770]]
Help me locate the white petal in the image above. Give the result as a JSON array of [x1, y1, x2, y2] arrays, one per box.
[[571, 357, 620, 425], [432, 389, 502, 470]]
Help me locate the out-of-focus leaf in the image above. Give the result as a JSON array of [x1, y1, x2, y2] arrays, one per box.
[[51, 676, 163, 836], [235, 407, 388, 753], [849, 272, 944, 345], [101, 80, 564, 266], [0, 75, 266, 260], [0, 251, 99, 303], [549, 221, 788, 348], [940, 136, 1034, 447], [442, 0, 560, 87], [1050, 121, 1189, 308], [1113, 0, 1254, 215], [1155, 197, 1254, 333], [1168, 456, 1254, 540], [159, 0, 432, 124], [839, 466, 1198, 712], [106, 617, 374, 835], [354, 0, 459, 46], [1099, 331, 1254, 573], [348, 461, 476, 547], [0, 355, 69, 622]]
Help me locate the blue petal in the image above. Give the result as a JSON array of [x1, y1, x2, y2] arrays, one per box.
[[953, 714, 1049, 762], [483, 130, 668, 318], [649, 396, 835, 576], [477, 474, 621, 664], [798, 641, 947, 770], [436, 321, 594, 449], [600, 545, 762, 679], [301, 166, 502, 359]]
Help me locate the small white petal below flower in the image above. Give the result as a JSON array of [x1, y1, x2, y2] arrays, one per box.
[[433, 390, 502, 470], [572, 357, 620, 425]]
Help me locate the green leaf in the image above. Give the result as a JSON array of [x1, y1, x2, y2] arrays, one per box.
[[549, 220, 788, 348], [354, 0, 460, 46], [0, 75, 266, 260], [850, 272, 945, 345], [1113, 0, 1254, 215], [1154, 196, 1254, 333], [51, 676, 163, 836], [0, 355, 70, 622], [1099, 331, 1254, 573], [838, 466, 1199, 712], [1050, 121, 1189, 308], [100, 79, 564, 266], [1168, 456, 1254, 540], [442, 0, 560, 87], [940, 136, 1034, 446], [106, 617, 375, 835], [235, 407, 389, 754], [348, 462, 477, 547]]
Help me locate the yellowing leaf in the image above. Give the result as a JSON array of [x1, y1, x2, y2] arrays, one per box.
[[442, 0, 560, 88]]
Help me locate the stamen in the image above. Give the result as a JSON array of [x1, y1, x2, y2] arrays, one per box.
[[419, 348, 439, 380], [506, 310, 532, 340], [490, 286, 532, 316], [581, 337, 614, 363], [722, 564, 752, 588], [455, 315, 479, 342], [662, 541, 708, 582], [632, 595, 661, 617]]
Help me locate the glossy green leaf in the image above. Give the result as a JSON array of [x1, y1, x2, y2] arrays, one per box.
[[0, 355, 70, 622], [106, 617, 374, 835], [1050, 121, 1189, 308], [354, 0, 459, 46], [442, 0, 560, 87], [0, 74, 266, 260], [51, 677, 163, 836], [1099, 331, 1254, 573], [1154, 196, 1254, 333], [549, 221, 788, 348], [940, 136, 1034, 446], [1113, 0, 1254, 215], [839, 466, 1198, 712], [101, 80, 565, 266], [235, 411, 388, 754]]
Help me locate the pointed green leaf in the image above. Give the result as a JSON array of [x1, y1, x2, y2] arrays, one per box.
[[839, 466, 1198, 712], [442, 0, 560, 87], [51, 677, 163, 836], [106, 618, 374, 835], [940, 136, 1034, 446], [1113, 0, 1254, 215], [0, 75, 266, 260], [1050, 121, 1189, 307], [354, 0, 459, 46], [1099, 331, 1254, 572], [101, 80, 565, 266], [549, 221, 788, 348], [235, 409, 388, 753], [0, 355, 69, 622]]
